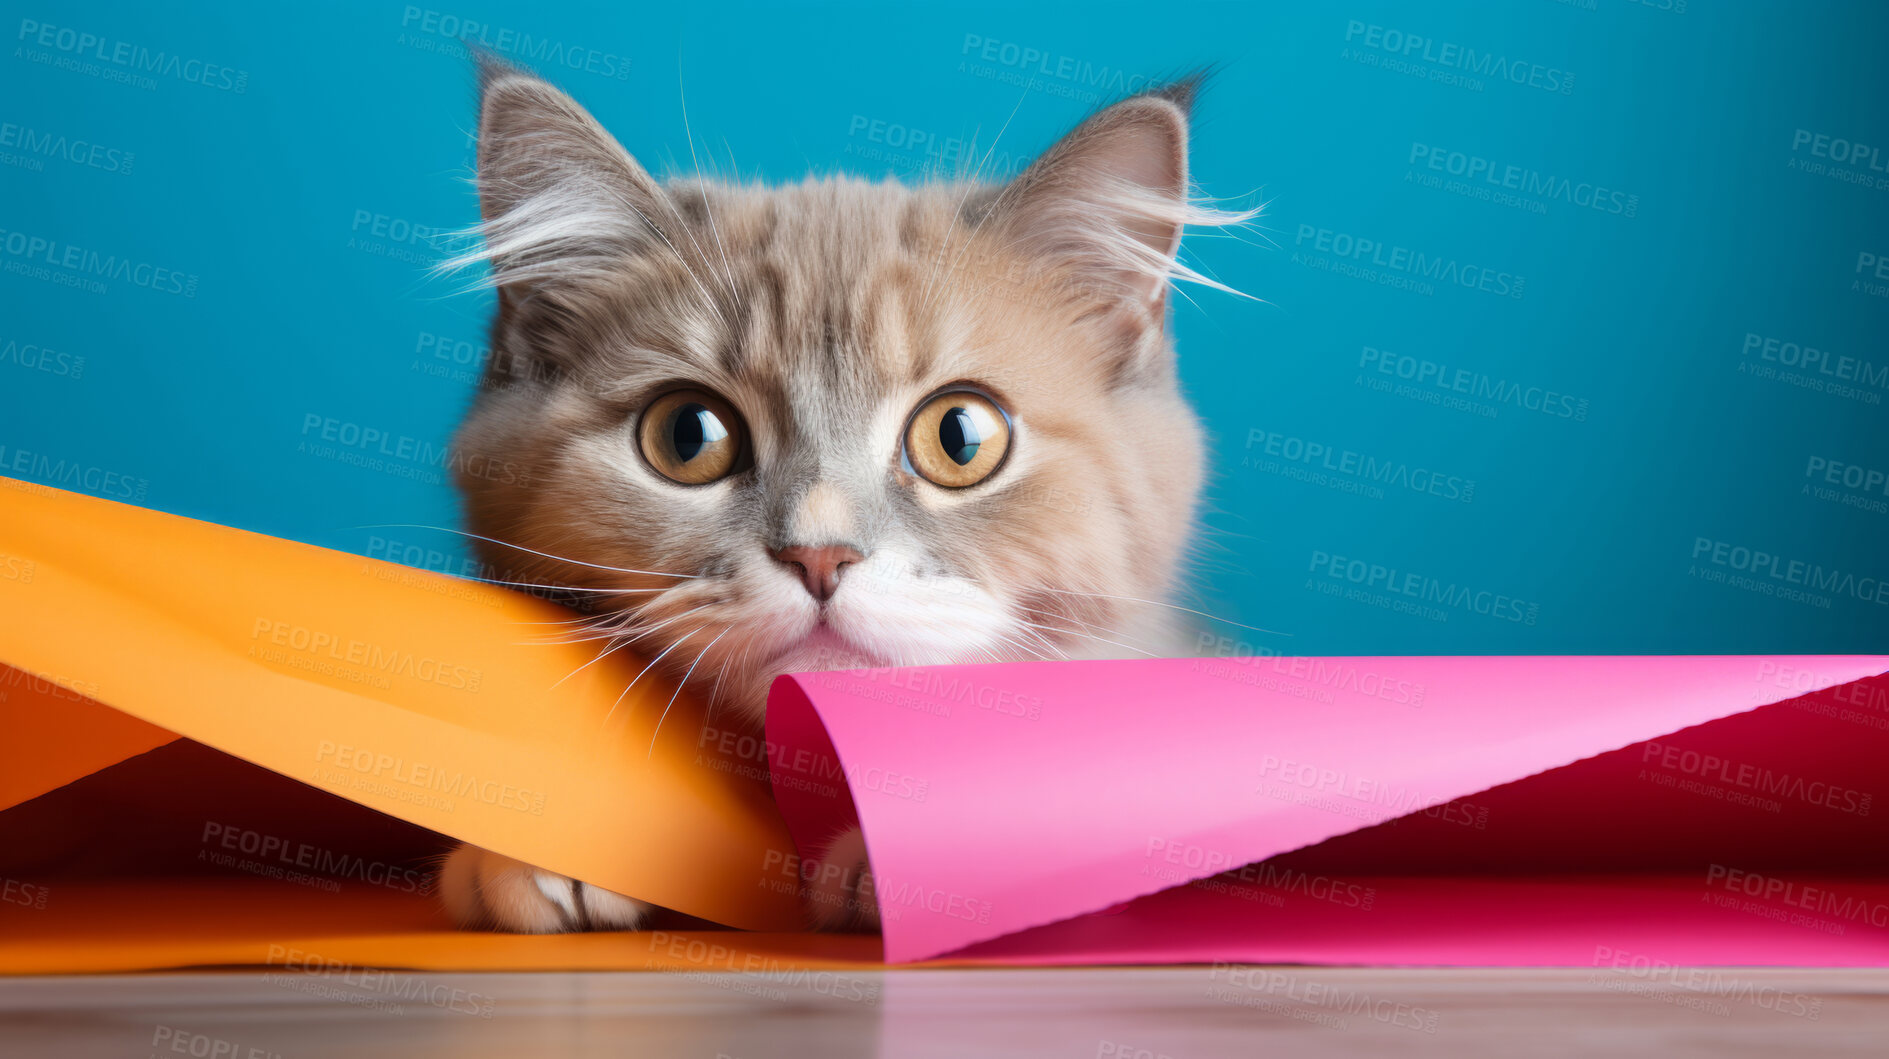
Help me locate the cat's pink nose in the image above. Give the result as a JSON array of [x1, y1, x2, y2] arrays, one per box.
[[769, 544, 864, 602]]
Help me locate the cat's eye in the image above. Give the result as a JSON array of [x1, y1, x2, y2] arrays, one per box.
[[638, 389, 749, 485], [903, 389, 1012, 489]]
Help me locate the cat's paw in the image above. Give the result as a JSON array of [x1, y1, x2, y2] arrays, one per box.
[[438, 843, 651, 933], [804, 825, 881, 932]]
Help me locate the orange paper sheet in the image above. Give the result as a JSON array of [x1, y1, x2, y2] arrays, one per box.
[[0, 478, 802, 946]]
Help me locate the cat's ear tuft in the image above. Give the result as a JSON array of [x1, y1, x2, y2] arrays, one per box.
[[989, 76, 1245, 322], [459, 59, 667, 291]]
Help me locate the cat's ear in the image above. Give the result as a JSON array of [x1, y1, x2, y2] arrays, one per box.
[[469, 57, 667, 291], [988, 80, 1215, 324]]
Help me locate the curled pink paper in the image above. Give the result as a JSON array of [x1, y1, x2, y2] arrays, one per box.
[[766, 655, 1889, 965]]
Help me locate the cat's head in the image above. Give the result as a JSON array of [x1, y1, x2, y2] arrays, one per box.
[[450, 60, 1247, 723]]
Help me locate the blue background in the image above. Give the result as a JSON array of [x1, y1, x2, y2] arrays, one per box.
[[2, 0, 1885, 656]]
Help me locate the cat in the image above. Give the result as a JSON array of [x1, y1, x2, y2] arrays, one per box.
[[435, 57, 1250, 934]]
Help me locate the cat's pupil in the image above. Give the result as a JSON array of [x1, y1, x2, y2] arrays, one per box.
[[939, 407, 981, 466], [671, 404, 727, 462]]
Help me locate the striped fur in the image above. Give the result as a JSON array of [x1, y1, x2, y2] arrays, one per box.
[[437, 59, 1254, 934]]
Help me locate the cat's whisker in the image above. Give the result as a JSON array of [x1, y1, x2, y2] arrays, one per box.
[[720, 136, 741, 184], [987, 631, 1052, 663], [1040, 587, 1291, 637], [612, 603, 715, 648], [667, 199, 736, 310], [974, 635, 1021, 662], [535, 606, 629, 629], [703, 635, 760, 728], [1027, 608, 1159, 657], [1170, 282, 1208, 317], [1011, 624, 1070, 661], [520, 620, 629, 644], [704, 636, 737, 715], [480, 577, 667, 596], [978, 627, 1045, 665], [648, 626, 730, 758], [354, 524, 699, 580], [551, 635, 635, 690], [615, 194, 735, 331], [523, 608, 637, 638], [918, 82, 1031, 316], [529, 622, 643, 647], [600, 627, 702, 729], [1030, 602, 1139, 641], [1019, 620, 1161, 659], [676, 71, 743, 304], [511, 608, 627, 642], [647, 145, 735, 309]]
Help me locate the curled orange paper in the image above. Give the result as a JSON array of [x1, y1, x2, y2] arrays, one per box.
[[0, 478, 800, 932]]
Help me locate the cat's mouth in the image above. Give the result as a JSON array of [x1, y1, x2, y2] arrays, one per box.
[[766, 623, 882, 673]]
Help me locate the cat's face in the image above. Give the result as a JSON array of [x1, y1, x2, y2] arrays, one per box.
[[452, 63, 1241, 723]]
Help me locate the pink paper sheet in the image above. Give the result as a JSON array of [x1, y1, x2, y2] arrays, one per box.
[[765, 655, 1889, 965]]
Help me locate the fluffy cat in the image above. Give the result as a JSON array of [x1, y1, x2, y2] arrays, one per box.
[[435, 58, 1249, 934]]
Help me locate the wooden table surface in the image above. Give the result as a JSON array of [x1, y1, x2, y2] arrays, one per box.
[[3, 967, 1885, 1057]]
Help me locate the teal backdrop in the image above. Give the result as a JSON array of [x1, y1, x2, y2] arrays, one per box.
[[2, 0, 1885, 656]]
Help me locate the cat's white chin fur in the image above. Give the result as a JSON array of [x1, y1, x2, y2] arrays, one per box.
[[805, 824, 881, 932], [439, 844, 652, 933]]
